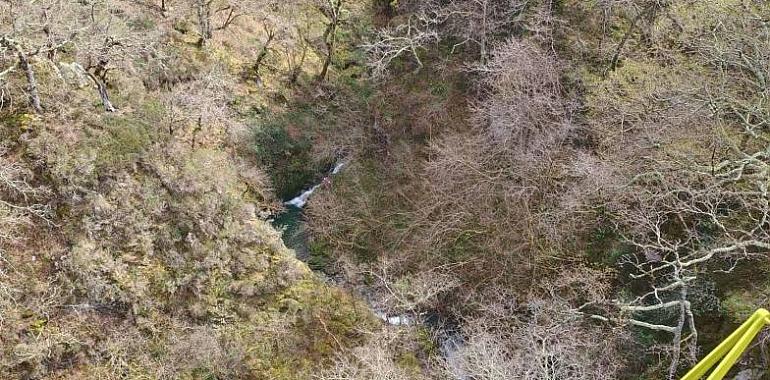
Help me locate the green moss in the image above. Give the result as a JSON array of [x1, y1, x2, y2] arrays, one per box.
[[721, 284, 770, 323], [281, 279, 378, 353], [28, 318, 47, 336], [429, 81, 449, 98], [94, 115, 154, 172], [585, 224, 633, 266], [251, 119, 318, 200], [446, 230, 481, 262], [187, 368, 218, 380], [307, 240, 333, 272], [416, 326, 438, 357], [138, 99, 167, 125], [395, 352, 422, 373], [0, 112, 39, 145]]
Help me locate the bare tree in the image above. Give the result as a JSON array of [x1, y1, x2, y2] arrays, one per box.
[[0, 147, 51, 245], [319, 328, 430, 380], [361, 12, 438, 78], [471, 37, 569, 152], [192, 0, 232, 44], [251, 24, 277, 81], [0, 1, 163, 113], [72, 2, 162, 112], [604, 0, 670, 71], [308, 0, 345, 82], [604, 152, 770, 377], [190, 0, 267, 45], [361, 0, 527, 77], [591, 5, 770, 377], [165, 64, 236, 145], [372, 0, 397, 23], [446, 268, 627, 380], [440, 0, 528, 61], [0, 0, 77, 113], [249, 7, 293, 82], [369, 258, 461, 314], [0, 36, 43, 113], [283, 21, 311, 84]]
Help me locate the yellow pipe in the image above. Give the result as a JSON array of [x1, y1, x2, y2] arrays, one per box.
[[681, 308, 770, 380]]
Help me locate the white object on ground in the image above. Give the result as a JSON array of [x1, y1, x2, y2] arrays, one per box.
[[374, 311, 414, 326]]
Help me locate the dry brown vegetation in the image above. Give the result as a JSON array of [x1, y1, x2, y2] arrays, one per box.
[[0, 0, 383, 378], [306, 0, 770, 378], [2, 0, 770, 379]]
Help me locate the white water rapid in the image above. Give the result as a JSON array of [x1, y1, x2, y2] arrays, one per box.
[[284, 161, 346, 208]]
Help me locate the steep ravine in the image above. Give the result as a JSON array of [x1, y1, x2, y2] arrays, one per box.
[[269, 158, 467, 372]]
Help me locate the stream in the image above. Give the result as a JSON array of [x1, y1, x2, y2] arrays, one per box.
[[270, 159, 465, 371], [270, 161, 346, 264]]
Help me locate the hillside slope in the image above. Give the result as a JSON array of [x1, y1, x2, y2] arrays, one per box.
[[0, 1, 378, 379]]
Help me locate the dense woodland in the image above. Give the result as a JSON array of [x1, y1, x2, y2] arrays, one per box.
[[1, 0, 769, 379]]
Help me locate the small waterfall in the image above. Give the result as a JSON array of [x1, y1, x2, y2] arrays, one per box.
[[285, 184, 322, 208], [331, 161, 345, 175], [284, 161, 346, 208]]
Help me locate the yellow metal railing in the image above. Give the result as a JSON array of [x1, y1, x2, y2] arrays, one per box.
[[681, 308, 770, 380]]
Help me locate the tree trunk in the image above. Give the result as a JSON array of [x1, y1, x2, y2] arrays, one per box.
[[18, 49, 42, 114], [316, 0, 343, 83], [374, 0, 394, 17], [1, 37, 43, 113], [253, 31, 275, 78], [196, 2, 212, 46], [609, 5, 653, 72], [318, 44, 332, 82], [317, 23, 335, 83], [480, 0, 488, 61], [96, 80, 116, 112], [86, 71, 116, 112], [289, 43, 307, 85]]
